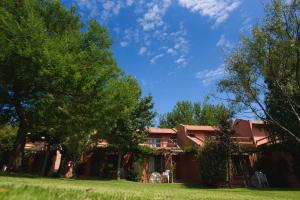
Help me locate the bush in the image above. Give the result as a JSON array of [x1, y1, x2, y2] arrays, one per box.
[[198, 139, 228, 187], [0, 124, 17, 167], [254, 148, 294, 187], [127, 160, 143, 181]]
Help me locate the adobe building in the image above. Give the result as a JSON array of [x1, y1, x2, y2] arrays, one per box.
[[20, 119, 271, 185], [141, 120, 271, 184]]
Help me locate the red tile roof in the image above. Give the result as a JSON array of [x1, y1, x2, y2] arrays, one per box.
[[147, 128, 177, 134], [234, 119, 265, 126], [181, 124, 218, 131], [251, 120, 265, 125]]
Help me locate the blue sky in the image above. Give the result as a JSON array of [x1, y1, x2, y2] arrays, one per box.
[[62, 0, 266, 116]]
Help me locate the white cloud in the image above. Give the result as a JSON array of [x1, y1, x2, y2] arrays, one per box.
[[120, 41, 129, 47], [126, 0, 134, 6], [216, 34, 233, 50], [75, 0, 240, 26], [74, 0, 123, 20], [75, 0, 240, 68], [177, 0, 241, 26], [166, 48, 176, 55], [102, 1, 122, 20], [284, 0, 293, 4], [137, 0, 172, 31], [118, 28, 140, 47], [150, 54, 164, 63], [170, 23, 189, 67], [138, 47, 147, 55], [140, 79, 157, 89], [75, 0, 99, 18], [175, 56, 188, 68], [239, 15, 253, 34], [141, 79, 147, 86], [195, 66, 227, 85]]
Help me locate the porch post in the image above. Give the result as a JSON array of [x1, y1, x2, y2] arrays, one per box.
[[227, 155, 232, 188], [171, 154, 173, 183], [117, 152, 122, 180]]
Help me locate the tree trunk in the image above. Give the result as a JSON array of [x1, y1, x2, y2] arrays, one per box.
[[227, 154, 232, 188], [9, 123, 27, 171], [241, 155, 249, 187], [41, 145, 50, 176], [8, 98, 29, 171], [117, 153, 122, 180]]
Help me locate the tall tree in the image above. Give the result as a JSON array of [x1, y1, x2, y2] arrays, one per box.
[[218, 0, 300, 143], [0, 0, 122, 170], [159, 101, 199, 128], [200, 104, 232, 126], [159, 100, 231, 128], [98, 77, 155, 180]]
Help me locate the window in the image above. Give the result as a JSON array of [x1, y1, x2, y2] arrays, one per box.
[[147, 138, 160, 147], [233, 155, 250, 177], [149, 156, 163, 173], [233, 156, 243, 176]]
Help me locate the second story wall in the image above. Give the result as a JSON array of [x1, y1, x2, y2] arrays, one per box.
[[251, 122, 269, 145], [233, 119, 270, 146], [177, 125, 217, 147], [145, 119, 271, 150], [145, 128, 178, 149]]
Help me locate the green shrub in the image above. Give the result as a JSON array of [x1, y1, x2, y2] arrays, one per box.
[[254, 151, 293, 187], [255, 141, 300, 187], [0, 124, 17, 166], [127, 161, 143, 181], [198, 139, 228, 187]]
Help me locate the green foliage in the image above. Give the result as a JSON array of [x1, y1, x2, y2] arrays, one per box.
[[0, 0, 152, 169], [101, 78, 155, 152], [159, 100, 232, 128], [255, 151, 293, 187], [198, 139, 228, 187], [181, 145, 200, 154], [127, 153, 147, 182], [218, 0, 300, 142], [200, 104, 232, 126], [159, 101, 198, 128], [0, 124, 17, 166], [256, 141, 300, 185], [0, 124, 17, 153]]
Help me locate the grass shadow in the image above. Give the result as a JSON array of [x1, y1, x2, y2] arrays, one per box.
[[181, 182, 211, 189], [247, 187, 300, 192], [0, 172, 134, 183], [0, 172, 42, 179], [182, 181, 300, 191]]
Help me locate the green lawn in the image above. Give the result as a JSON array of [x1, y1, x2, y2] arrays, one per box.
[[0, 176, 299, 200]]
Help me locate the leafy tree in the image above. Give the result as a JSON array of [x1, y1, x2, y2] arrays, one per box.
[[216, 119, 241, 187], [200, 104, 232, 126], [0, 0, 123, 171], [218, 0, 300, 143], [159, 101, 199, 128], [99, 77, 155, 180], [198, 118, 240, 187], [198, 139, 228, 187], [159, 100, 232, 128]]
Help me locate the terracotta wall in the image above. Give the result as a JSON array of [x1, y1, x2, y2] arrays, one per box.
[[177, 125, 194, 147], [173, 154, 201, 183], [146, 133, 176, 148], [234, 120, 253, 138], [252, 124, 269, 145]]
